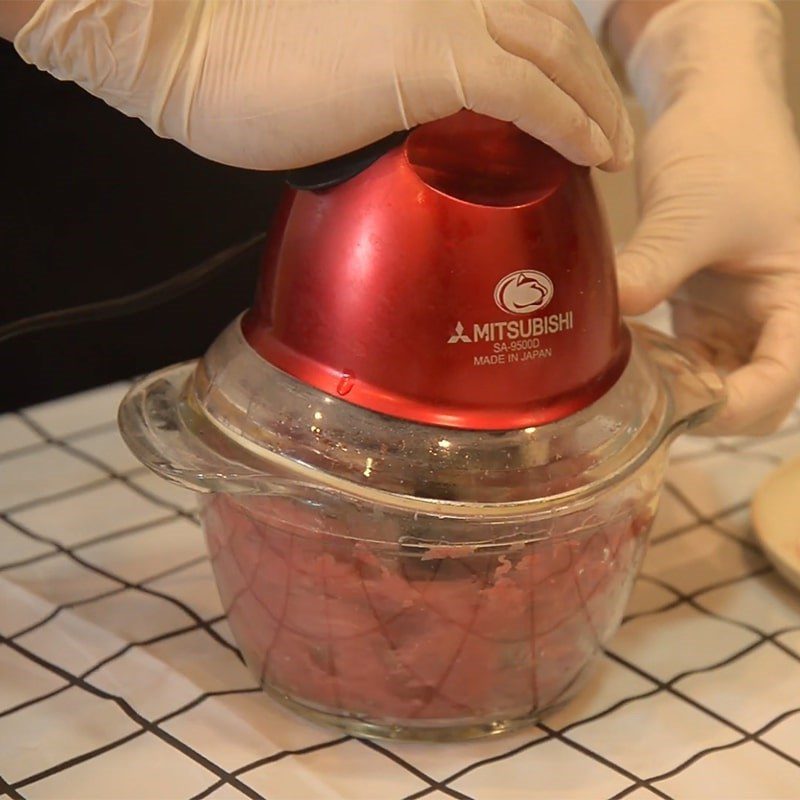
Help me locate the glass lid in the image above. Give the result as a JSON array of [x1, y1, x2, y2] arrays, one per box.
[[119, 316, 724, 514]]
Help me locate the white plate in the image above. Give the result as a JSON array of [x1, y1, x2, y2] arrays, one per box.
[[752, 455, 800, 593]]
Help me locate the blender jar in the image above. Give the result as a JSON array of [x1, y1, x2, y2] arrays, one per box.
[[119, 320, 722, 740], [119, 111, 724, 740]]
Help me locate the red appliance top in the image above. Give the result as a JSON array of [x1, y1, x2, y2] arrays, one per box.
[[243, 111, 629, 430]]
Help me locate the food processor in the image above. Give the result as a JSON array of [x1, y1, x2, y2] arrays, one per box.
[[119, 111, 724, 741]]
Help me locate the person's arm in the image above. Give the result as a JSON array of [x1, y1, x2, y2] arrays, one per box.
[[3, 0, 633, 171], [0, 1, 40, 42], [607, 1, 672, 59], [572, 0, 671, 52], [602, 0, 800, 435]]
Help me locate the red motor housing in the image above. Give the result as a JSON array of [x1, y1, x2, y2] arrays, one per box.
[[243, 111, 629, 430]]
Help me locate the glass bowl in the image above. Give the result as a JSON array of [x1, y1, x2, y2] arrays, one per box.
[[200, 467, 659, 740], [118, 319, 723, 740]]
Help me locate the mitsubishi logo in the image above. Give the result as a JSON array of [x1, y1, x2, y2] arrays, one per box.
[[447, 321, 472, 344], [494, 270, 554, 315]]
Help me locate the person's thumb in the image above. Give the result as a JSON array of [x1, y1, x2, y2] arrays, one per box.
[[616, 210, 708, 317]]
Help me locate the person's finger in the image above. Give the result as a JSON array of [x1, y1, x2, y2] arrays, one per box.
[[462, 44, 613, 165], [520, 0, 634, 168], [670, 292, 759, 374], [700, 308, 800, 435], [523, 0, 624, 105], [481, 0, 632, 169], [616, 207, 711, 316]]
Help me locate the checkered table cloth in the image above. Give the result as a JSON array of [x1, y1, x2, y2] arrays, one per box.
[[2, 368, 800, 799]]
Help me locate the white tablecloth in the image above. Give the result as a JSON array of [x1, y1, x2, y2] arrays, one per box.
[[1, 372, 800, 800]]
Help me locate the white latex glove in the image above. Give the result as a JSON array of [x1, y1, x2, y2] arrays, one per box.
[[14, 0, 632, 171], [618, 0, 800, 435], [572, 0, 617, 38]]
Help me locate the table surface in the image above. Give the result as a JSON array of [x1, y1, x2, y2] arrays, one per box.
[[2, 365, 800, 799]]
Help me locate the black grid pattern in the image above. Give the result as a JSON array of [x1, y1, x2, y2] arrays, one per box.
[[1, 377, 799, 798]]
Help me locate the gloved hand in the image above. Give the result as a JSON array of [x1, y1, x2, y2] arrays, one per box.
[[617, 0, 800, 435], [14, 0, 632, 171]]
